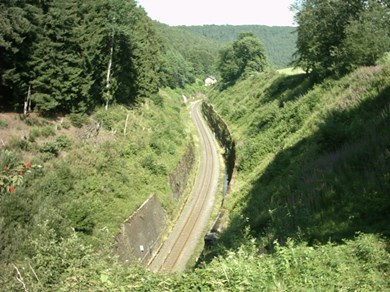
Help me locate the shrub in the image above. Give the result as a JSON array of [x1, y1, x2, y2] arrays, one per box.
[[0, 119, 8, 128], [68, 200, 96, 235], [8, 136, 30, 151], [55, 135, 71, 149], [29, 128, 41, 141], [94, 106, 127, 131], [69, 113, 87, 128], [40, 141, 59, 156], [61, 119, 71, 129], [40, 125, 56, 137], [141, 154, 167, 175], [40, 135, 71, 156], [0, 150, 19, 170]]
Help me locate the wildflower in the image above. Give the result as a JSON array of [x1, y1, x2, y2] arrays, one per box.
[[9, 186, 15, 193], [24, 162, 31, 169]]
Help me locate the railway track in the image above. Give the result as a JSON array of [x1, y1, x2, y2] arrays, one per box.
[[147, 100, 219, 273]]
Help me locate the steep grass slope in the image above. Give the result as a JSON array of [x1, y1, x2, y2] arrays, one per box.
[[209, 65, 390, 247]]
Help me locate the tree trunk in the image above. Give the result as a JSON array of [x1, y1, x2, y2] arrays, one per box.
[[123, 112, 129, 136], [24, 85, 31, 116], [105, 30, 114, 111]]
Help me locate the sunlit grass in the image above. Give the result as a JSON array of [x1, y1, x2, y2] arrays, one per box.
[[277, 67, 305, 75]]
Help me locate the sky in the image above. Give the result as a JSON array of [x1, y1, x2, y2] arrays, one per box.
[[136, 0, 297, 27]]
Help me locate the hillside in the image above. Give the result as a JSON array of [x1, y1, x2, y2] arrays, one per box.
[[179, 25, 297, 69], [195, 64, 390, 289], [0, 89, 195, 284], [208, 65, 390, 243], [203, 60, 390, 256], [154, 22, 222, 85]]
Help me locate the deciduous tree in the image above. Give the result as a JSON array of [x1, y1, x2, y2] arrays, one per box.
[[293, 0, 390, 78], [217, 32, 268, 87]]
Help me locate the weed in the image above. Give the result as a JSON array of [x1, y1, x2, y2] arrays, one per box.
[[0, 119, 8, 128], [40, 125, 56, 137], [8, 136, 30, 151], [61, 119, 71, 129], [69, 113, 87, 128]]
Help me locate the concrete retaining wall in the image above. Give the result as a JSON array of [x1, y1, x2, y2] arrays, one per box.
[[202, 102, 236, 185], [115, 194, 166, 264], [169, 141, 195, 202], [114, 142, 195, 265]]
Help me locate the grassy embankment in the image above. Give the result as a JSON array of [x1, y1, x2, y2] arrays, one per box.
[[0, 89, 193, 264], [208, 65, 390, 247]]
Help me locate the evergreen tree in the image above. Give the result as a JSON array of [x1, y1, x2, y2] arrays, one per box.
[[77, 0, 112, 110], [0, 1, 43, 110], [1, 0, 164, 113], [30, 0, 91, 113], [92, 0, 162, 107], [129, 8, 162, 103]]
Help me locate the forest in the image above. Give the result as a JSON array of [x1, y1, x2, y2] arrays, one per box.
[[1, 0, 166, 114], [179, 24, 297, 69], [1, 0, 390, 290]]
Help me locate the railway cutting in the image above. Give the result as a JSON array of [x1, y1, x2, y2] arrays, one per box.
[[147, 100, 220, 273]]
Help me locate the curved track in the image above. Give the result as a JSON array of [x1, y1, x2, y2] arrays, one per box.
[[148, 100, 220, 273]]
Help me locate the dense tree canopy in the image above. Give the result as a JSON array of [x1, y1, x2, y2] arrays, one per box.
[[0, 0, 163, 114], [293, 0, 390, 78], [217, 33, 268, 87]]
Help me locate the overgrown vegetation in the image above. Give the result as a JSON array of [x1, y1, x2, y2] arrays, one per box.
[[3, 65, 388, 291], [208, 64, 390, 242], [201, 64, 390, 287], [0, 91, 192, 286]]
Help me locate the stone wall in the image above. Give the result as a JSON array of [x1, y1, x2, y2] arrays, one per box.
[[114, 142, 195, 265], [201, 102, 236, 185], [169, 141, 195, 202], [115, 194, 166, 264]]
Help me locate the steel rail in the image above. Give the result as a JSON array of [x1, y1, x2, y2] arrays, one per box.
[[148, 100, 219, 273]]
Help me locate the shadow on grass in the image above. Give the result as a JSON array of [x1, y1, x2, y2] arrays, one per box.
[[200, 80, 390, 264], [263, 73, 314, 106]]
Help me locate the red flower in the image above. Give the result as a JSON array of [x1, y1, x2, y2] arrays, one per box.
[[9, 186, 15, 193], [24, 162, 31, 169]]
